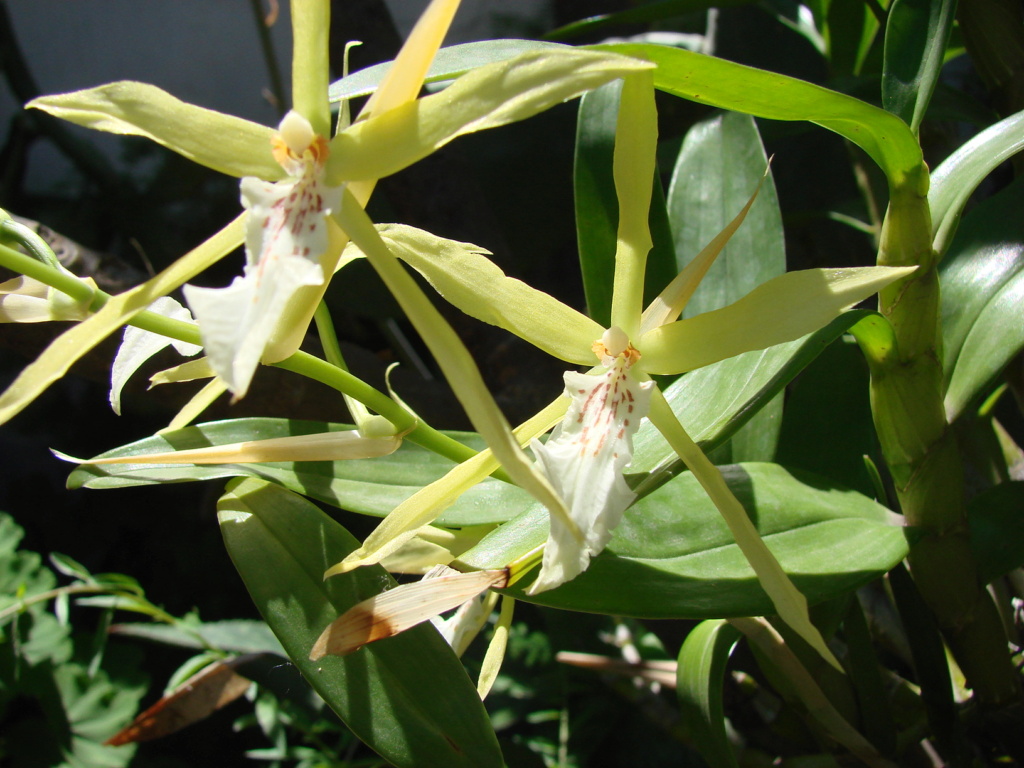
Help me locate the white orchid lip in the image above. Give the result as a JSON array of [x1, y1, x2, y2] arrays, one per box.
[[528, 330, 653, 594], [184, 110, 342, 398]]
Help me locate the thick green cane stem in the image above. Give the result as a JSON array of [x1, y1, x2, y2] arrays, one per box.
[[872, 172, 1020, 708]]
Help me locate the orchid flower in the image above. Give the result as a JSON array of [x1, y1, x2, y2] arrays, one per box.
[[27, 0, 650, 406], [338, 73, 914, 663]]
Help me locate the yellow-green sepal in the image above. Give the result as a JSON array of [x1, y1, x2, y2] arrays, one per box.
[[327, 47, 654, 183], [640, 266, 917, 375], [28, 82, 281, 180]]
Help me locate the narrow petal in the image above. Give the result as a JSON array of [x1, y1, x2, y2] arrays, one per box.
[[163, 377, 228, 432], [639, 167, 768, 335], [110, 296, 201, 415], [529, 360, 654, 594], [290, 0, 331, 137], [639, 266, 917, 375], [610, 71, 657, 338], [360, 0, 461, 119], [329, 394, 568, 576], [372, 224, 601, 365], [28, 82, 280, 179], [149, 357, 215, 387], [310, 567, 508, 659]]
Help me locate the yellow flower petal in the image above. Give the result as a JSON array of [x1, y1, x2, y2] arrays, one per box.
[[639, 266, 917, 375], [28, 83, 281, 180], [367, 224, 601, 365], [327, 48, 654, 183]]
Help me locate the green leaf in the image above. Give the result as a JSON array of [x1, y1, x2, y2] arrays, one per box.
[[940, 177, 1024, 421], [666, 111, 785, 462], [600, 42, 924, 190], [968, 481, 1024, 584], [111, 619, 286, 656], [574, 80, 677, 328], [67, 418, 531, 525], [929, 108, 1024, 257], [775, 338, 876, 496], [219, 478, 504, 768], [632, 310, 873, 485], [329, 40, 568, 101], [677, 620, 741, 768], [461, 463, 907, 618], [28, 82, 281, 180], [882, 0, 957, 133]]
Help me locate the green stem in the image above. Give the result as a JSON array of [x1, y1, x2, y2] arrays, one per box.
[[872, 169, 1021, 711], [0, 214, 60, 269], [0, 241, 95, 305], [0, 239, 492, 472]]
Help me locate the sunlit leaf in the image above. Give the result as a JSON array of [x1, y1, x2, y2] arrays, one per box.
[[600, 42, 923, 189], [941, 178, 1024, 420], [459, 463, 907, 618], [930, 108, 1024, 257]]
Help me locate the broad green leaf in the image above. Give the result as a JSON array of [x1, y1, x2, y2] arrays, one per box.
[[0, 214, 244, 427], [329, 40, 567, 101], [111, 619, 286, 656], [940, 178, 1024, 420], [968, 481, 1024, 584], [882, 0, 957, 134], [575, 81, 677, 327], [219, 478, 504, 768], [775, 338, 876, 496], [66, 419, 531, 526], [327, 48, 653, 183], [640, 266, 914, 375], [929, 108, 1024, 256], [600, 42, 923, 190], [677, 620, 742, 768], [28, 83, 281, 180], [631, 311, 874, 486], [460, 463, 907, 618], [667, 111, 785, 462]]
